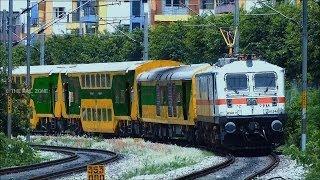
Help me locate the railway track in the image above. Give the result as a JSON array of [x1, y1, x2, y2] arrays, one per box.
[[0, 145, 119, 180], [176, 152, 235, 180], [191, 152, 279, 180], [245, 153, 280, 180]]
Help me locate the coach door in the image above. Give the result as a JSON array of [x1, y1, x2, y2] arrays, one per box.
[[208, 74, 215, 116], [182, 81, 191, 120], [67, 77, 80, 116]]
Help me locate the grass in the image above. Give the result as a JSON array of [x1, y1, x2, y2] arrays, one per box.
[[0, 133, 42, 168], [121, 156, 196, 179], [31, 135, 215, 179]]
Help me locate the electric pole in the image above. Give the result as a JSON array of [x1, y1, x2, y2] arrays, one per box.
[[301, 0, 308, 151], [143, 12, 149, 61], [26, 0, 31, 142], [79, 0, 83, 35], [40, 32, 45, 65], [7, 0, 13, 138], [1, 10, 8, 69], [234, 0, 240, 54]]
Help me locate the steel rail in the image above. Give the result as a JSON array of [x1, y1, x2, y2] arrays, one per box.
[[244, 153, 280, 180], [176, 147, 235, 180], [29, 145, 119, 180], [0, 146, 78, 175], [0, 145, 119, 180]]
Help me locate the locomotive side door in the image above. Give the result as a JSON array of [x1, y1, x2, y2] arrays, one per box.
[[208, 74, 215, 116], [182, 81, 191, 120]]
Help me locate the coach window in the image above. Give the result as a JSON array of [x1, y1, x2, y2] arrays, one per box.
[[81, 75, 86, 87], [82, 108, 87, 121], [92, 108, 97, 121], [156, 84, 161, 116], [226, 74, 248, 92], [254, 73, 276, 90], [16, 76, 21, 85], [106, 74, 111, 88], [87, 108, 92, 121], [97, 108, 102, 121], [85, 75, 90, 88], [21, 76, 26, 85], [90, 74, 95, 88], [100, 74, 106, 88], [102, 109, 107, 121], [96, 74, 101, 88], [107, 109, 112, 121]]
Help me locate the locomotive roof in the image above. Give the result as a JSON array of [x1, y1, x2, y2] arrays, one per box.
[[138, 63, 210, 81], [198, 59, 283, 75], [12, 61, 147, 75]]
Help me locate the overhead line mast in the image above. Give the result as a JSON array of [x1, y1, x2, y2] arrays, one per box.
[[234, 0, 240, 55]]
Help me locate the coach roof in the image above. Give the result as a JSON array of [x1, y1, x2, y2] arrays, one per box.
[[138, 63, 210, 81], [12, 61, 149, 75]]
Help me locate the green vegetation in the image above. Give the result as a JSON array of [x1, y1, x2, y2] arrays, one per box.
[[121, 156, 197, 179], [0, 71, 31, 136], [0, 1, 319, 177], [0, 133, 41, 168], [0, 2, 319, 85], [283, 88, 320, 179]]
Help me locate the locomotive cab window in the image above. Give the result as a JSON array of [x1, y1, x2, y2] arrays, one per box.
[[254, 73, 276, 90], [226, 74, 248, 91]]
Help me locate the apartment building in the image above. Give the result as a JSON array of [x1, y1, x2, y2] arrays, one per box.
[[150, 0, 255, 25], [0, 11, 24, 43], [31, 0, 107, 35], [150, 0, 215, 25]]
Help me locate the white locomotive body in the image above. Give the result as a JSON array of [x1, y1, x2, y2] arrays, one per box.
[[195, 58, 286, 149]]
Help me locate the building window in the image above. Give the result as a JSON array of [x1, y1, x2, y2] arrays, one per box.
[[166, 0, 185, 6], [54, 7, 65, 18], [202, 0, 214, 9], [132, 1, 141, 16]]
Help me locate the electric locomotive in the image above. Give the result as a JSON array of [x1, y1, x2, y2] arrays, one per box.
[[195, 57, 286, 149]]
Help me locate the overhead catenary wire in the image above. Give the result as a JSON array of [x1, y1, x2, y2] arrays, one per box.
[[257, 0, 299, 24]]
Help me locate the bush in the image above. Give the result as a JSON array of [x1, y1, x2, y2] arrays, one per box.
[[283, 88, 320, 179], [0, 133, 41, 168], [0, 72, 32, 136]]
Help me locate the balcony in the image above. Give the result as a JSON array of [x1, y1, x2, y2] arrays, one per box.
[[81, 15, 98, 23], [215, 0, 235, 14], [154, 3, 199, 22]]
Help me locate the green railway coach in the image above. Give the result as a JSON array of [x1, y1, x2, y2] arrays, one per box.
[[13, 60, 181, 134], [12, 65, 72, 130], [137, 64, 210, 139]]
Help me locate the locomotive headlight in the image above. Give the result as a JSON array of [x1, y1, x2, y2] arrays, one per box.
[[271, 120, 283, 132], [225, 122, 236, 133]]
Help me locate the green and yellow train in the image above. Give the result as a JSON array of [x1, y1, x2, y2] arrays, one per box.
[[12, 58, 286, 149]]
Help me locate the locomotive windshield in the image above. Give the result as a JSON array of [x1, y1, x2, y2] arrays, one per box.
[[254, 73, 276, 88], [226, 74, 248, 91]]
